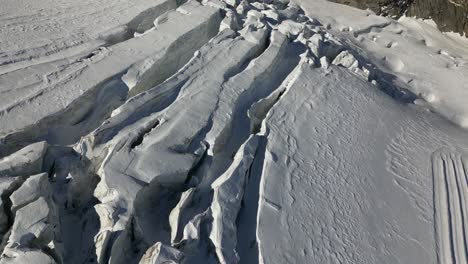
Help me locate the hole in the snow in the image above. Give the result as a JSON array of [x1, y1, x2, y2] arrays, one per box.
[[130, 120, 160, 149]]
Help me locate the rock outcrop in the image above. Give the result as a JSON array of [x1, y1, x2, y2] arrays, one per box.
[[329, 0, 468, 35]]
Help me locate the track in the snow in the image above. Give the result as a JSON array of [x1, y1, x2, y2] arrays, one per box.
[[432, 149, 468, 264]]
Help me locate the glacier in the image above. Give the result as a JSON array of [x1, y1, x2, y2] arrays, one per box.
[[0, 0, 467, 263]]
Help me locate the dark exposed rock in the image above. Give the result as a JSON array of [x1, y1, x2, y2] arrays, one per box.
[[408, 0, 468, 35], [329, 0, 468, 35], [329, 0, 414, 16]]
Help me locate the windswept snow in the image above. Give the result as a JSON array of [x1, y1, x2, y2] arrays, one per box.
[[0, 1, 222, 157], [295, 0, 468, 128], [0, 0, 179, 72], [0, 0, 467, 263], [257, 62, 468, 264]]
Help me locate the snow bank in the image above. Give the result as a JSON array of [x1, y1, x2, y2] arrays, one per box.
[[295, 0, 468, 128]]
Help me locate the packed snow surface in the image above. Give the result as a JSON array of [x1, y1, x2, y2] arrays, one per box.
[[0, 0, 467, 263]]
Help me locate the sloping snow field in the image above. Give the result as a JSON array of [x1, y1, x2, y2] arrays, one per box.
[[0, 0, 467, 263]]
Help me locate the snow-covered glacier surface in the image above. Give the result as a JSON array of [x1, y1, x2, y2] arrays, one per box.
[[0, 0, 467, 263]]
